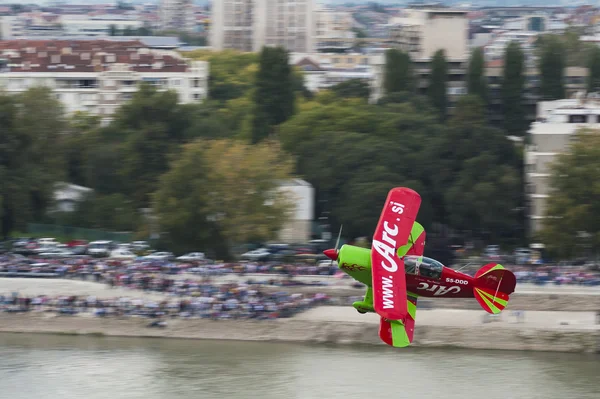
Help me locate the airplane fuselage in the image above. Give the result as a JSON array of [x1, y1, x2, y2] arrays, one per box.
[[335, 244, 475, 299]]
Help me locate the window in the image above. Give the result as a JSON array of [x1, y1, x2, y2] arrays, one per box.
[[568, 114, 586, 123], [404, 256, 443, 280]]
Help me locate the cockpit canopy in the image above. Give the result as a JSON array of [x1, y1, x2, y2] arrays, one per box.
[[404, 255, 444, 280]]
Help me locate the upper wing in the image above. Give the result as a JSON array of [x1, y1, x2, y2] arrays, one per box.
[[378, 293, 418, 347], [371, 187, 422, 321], [398, 221, 426, 257]]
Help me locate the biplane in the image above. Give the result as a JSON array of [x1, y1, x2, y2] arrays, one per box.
[[323, 187, 517, 348]]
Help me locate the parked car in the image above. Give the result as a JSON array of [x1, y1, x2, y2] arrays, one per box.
[[87, 241, 115, 257], [37, 248, 75, 258], [176, 252, 206, 262], [37, 237, 60, 246], [109, 249, 137, 260], [240, 248, 271, 261], [143, 252, 175, 261]]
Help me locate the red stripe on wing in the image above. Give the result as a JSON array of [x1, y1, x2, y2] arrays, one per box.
[[371, 187, 421, 321]]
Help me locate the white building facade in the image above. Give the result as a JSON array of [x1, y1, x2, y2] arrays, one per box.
[[525, 94, 600, 234], [211, 0, 315, 53], [159, 0, 196, 33], [314, 5, 355, 52], [0, 40, 208, 123], [277, 179, 314, 243], [388, 8, 469, 60]]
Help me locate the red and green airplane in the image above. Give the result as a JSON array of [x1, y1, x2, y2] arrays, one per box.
[[322, 187, 517, 348]]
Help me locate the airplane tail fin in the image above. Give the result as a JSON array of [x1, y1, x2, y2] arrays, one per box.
[[473, 263, 517, 315]]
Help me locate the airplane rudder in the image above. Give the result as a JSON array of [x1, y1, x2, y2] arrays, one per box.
[[473, 264, 517, 315]]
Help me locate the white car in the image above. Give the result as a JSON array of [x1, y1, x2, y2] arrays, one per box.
[[38, 248, 74, 258], [87, 241, 114, 257], [110, 249, 137, 260], [144, 252, 174, 261], [176, 252, 206, 262], [240, 248, 271, 261]]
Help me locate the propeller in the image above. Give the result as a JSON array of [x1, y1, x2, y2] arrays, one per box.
[[323, 225, 343, 265]]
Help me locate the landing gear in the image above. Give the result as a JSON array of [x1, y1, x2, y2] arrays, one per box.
[[357, 309, 367, 314]]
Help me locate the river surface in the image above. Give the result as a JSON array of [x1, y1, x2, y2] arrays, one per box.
[[0, 333, 598, 399]]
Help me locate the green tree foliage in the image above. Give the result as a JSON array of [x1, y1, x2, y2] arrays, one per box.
[[540, 129, 600, 258], [0, 88, 65, 238], [587, 46, 600, 93], [428, 49, 448, 120], [330, 79, 371, 100], [279, 97, 441, 238], [53, 193, 139, 232], [114, 83, 193, 208], [467, 47, 488, 104], [428, 95, 524, 243], [153, 139, 294, 257], [185, 50, 258, 102], [501, 41, 526, 136], [538, 34, 565, 100], [63, 112, 102, 186], [383, 49, 414, 95], [251, 46, 295, 143]]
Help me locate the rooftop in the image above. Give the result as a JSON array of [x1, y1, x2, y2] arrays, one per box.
[[0, 40, 189, 73]]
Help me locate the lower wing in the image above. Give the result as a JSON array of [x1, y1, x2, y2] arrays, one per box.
[[378, 293, 418, 347]]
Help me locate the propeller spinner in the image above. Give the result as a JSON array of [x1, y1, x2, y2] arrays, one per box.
[[323, 225, 342, 262]]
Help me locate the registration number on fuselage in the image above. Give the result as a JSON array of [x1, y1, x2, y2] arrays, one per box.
[[445, 278, 468, 285]]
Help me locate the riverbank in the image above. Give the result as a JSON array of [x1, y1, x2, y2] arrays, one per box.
[[1, 307, 598, 354]]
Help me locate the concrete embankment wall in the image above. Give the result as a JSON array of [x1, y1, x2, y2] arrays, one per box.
[[1, 313, 598, 354]]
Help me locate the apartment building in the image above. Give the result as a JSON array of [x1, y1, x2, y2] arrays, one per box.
[[486, 60, 588, 125], [291, 52, 372, 92], [525, 94, 600, 234], [0, 40, 208, 124], [211, 0, 314, 53], [369, 52, 468, 105], [0, 13, 143, 39], [159, 0, 196, 33], [210, 0, 254, 52], [388, 8, 469, 60], [314, 5, 355, 52]]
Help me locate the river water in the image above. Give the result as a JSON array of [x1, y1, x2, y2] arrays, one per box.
[[0, 333, 598, 399]]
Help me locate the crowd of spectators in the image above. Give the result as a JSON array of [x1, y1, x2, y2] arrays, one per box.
[[513, 266, 600, 286], [0, 283, 331, 320]]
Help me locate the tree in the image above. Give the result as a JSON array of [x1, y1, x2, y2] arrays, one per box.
[[114, 83, 194, 208], [467, 47, 488, 104], [279, 97, 442, 239], [109, 24, 118, 36], [53, 193, 139, 232], [251, 46, 295, 143], [383, 49, 414, 95], [330, 79, 371, 100], [501, 42, 527, 136], [63, 112, 102, 186], [153, 139, 294, 257], [587, 46, 600, 93], [540, 128, 600, 258], [538, 34, 565, 100], [428, 49, 448, 120], [0, 88, 65, 238], [186, 50, 258, 103], [427, 95, 524, 243]]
